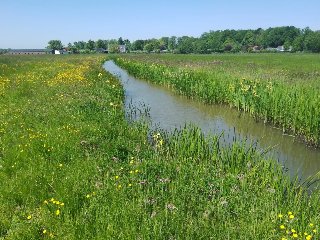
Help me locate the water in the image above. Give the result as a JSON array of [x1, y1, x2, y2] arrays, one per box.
[[104, 60, 320, 181]]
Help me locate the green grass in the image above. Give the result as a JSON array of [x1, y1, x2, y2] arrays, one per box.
[[1, 55, 320, 239], [114, 53, 320, 147]]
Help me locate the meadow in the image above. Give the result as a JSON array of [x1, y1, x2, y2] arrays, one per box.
[[114, 53, 320, 147], [1, 54, 320, 239]]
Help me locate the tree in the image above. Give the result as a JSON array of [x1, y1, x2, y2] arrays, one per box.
[[292, 35, 304, 52], [73, 41, 86, 50], [304, 31, 320, 53], [241, 31, 255, 51], [223, 38, 240, 52], [67, 43, 79, 53], [86, 40, 95, 50], [143, 43, 153, 53], [123, 39, 131, 52], [177, 36, 195, 54], [108, 43, 120, 53], [168, 36, 177, 52], [118, 37, 124, 45], [95, 39, 106, 49], [131, 40, 145, 51], [47, 40, 63, 50]]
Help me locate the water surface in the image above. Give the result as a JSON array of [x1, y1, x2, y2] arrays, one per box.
[[104, 60, 320, 181]]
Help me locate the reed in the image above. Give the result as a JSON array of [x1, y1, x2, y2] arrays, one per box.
[[114, 55, 320, 147]]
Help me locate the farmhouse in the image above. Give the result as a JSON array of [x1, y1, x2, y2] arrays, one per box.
[[6, 49, 52, 55], [54, 49, 69, 54], [119, 45, 126, 53]]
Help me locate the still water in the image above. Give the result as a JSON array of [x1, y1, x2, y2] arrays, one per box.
[[104, 60, 320, 181]]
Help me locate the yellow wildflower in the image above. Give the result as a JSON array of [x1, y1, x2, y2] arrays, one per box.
[[312, 229, 316, 233], [135, 169, 139, 173], [43, 229, 47, 234], [288, 211, 293, 215], [43, 200, 48, 204], [55, 209, 60, 216], [278, 214, 283, 218], [309, 223, 314, 227], [280, 225, 285, 229], [291, 229, 296, 233], [86, 194, 90, 198], [306, 235, 312, 240], [281, 238, 287, 240], [115, 175, 119, 180], [60, 202, 64, 206], [58, 163, 63, 167], [293, 233, 298, 238], [289, 214, 294, 219], [27, 215, 32, 220], [128, 183, 132, 187]]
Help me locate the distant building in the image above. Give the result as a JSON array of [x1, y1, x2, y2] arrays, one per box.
[[54, 49, 69, 54], [266, 46, 292, 52], [6, 49, 52, 55], [119, 45, 126, 53], [277, 46, 285, 52]]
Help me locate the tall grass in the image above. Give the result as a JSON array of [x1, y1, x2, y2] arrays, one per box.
[[114, 55, 320, 147], [1, 55, 320, 239]]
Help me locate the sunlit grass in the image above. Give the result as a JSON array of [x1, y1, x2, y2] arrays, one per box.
[[1, 54, 320, 239]]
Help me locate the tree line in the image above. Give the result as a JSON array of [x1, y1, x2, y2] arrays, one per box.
[[48, 26, 319, 54]]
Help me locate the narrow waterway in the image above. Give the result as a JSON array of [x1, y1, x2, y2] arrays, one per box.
[[104, 60, 320, 181]]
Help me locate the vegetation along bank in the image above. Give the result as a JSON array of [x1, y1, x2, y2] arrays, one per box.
[[0, 54, 320, 239], [114, 53, 320, 147]]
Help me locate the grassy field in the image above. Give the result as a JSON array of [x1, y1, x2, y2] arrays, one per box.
[[1, 54, 320, 239], [114, 53, 320, 147]]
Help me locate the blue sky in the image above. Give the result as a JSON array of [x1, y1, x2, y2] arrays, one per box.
[[1, 0, 320, 48]]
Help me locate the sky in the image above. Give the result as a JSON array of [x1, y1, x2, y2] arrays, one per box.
[[1, 0, 320, 48]]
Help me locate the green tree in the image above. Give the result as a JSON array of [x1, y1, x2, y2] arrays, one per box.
[[86, 40, 95, 50], [47, 40, 63, 50], [131, 40, 145, 51], [241, 31, 255, 51], [123, 39, 131, 52], [177, 36, 195, 54], [143, 43, 153, 53], [223, 38, 240, 52], [108, 43, 120, 53], [168, 36, 177, 52], [304, 31, 320, 53], [67, 43, 79, 53], [292, 35, 304, 52], [95, 39, 106, 49], [118, 37, 124, 45]]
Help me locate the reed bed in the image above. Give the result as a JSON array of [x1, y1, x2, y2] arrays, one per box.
[[114, 54, 320, 147]]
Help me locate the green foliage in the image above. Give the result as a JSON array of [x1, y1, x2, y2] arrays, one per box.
[[1, 55, 320, 239], [47, 40, 63, 50], [114, 54, 320, 147], [304, 31, 320, 53], [108, 43, 120, 53], [86, 40, 95, 51], [143, 43, 153, 53]]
